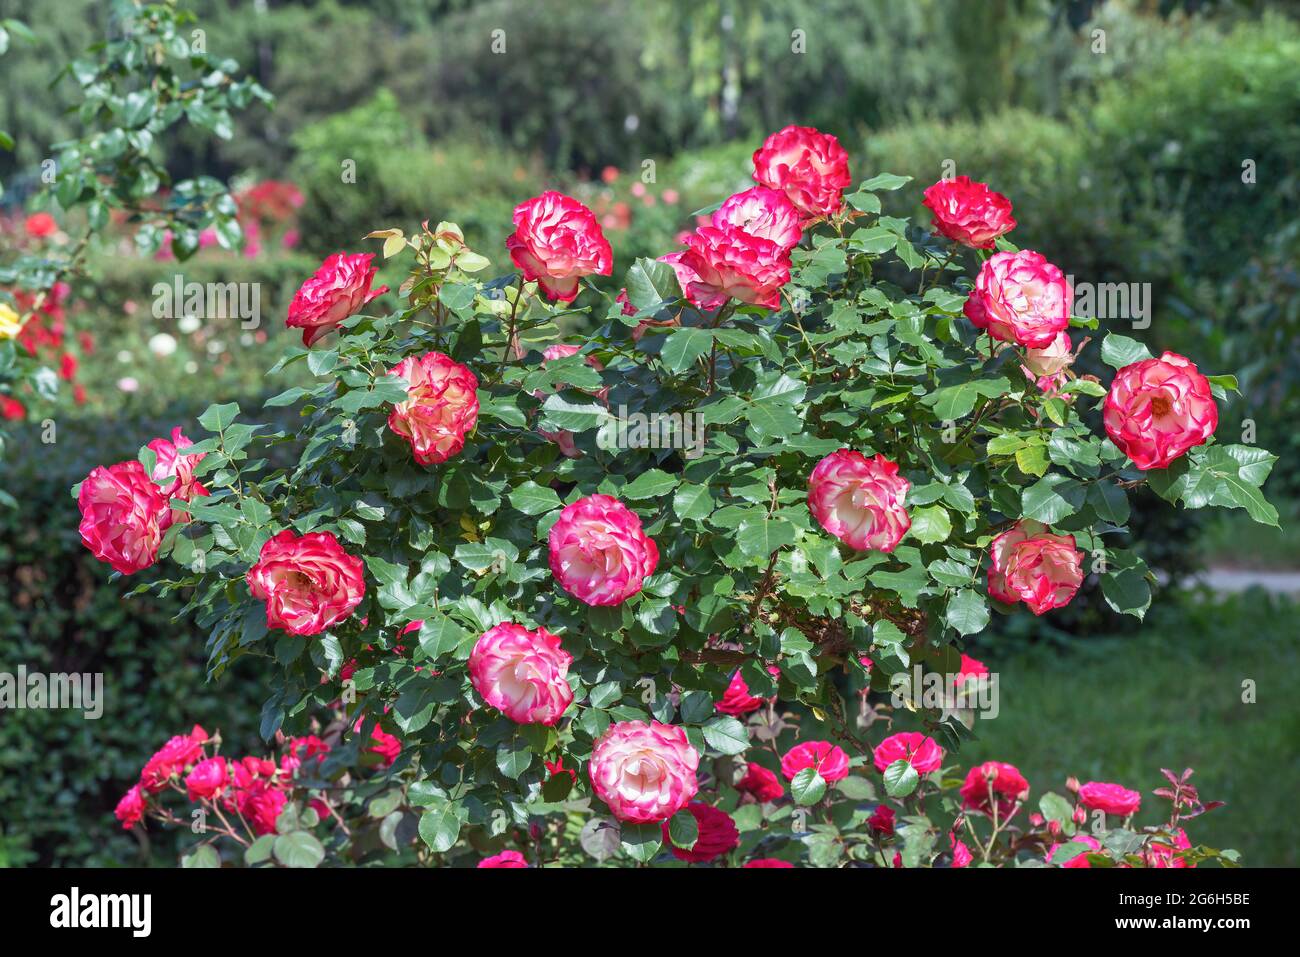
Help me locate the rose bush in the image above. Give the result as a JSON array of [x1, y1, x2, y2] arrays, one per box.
[[87, 128, 1274, 866]]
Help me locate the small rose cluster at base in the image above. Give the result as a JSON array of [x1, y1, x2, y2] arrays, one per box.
[[114, 727, 333, 838]]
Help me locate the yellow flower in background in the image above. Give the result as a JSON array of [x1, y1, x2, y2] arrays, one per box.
[[0, 302, 24, 340]]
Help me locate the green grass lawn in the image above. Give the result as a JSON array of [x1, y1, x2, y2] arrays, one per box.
[[961, 590, 1300, 866], [1197, 497, 1300, 570]]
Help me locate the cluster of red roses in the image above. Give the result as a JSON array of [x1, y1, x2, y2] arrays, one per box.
[[93, 124, 1227, 864], [481, 712, 1198, 868], [1, 212, 94, 418], [115, 726, 331, 838]]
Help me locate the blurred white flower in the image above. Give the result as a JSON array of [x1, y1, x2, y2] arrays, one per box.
[[117, 377, 140, 393], [149, 332, 178, 357], [116, 350, 134, 364], [206, 340, 226, 355], [178, 315, 202, 334]]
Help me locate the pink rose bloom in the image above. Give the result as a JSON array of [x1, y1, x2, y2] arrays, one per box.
[[872, 732, 944, 775], [354, 716, 402, 767], [964, 250, 1071, 348], [387, 350, 480, 466], [1023, 330, 1073, 379], [868, 804, 895, 836], [140, 724, 208, 793], [77, 460, 169, 575], [1144, 828, 1194, 868], [752, 125, 851, 223], [589, 720, 700, 824], [281, 735, 330, 775], [987, 519, 1083, 616], [1103, 351, 1218, 471], [662, 802, 739, 863], [114, 785, 146, 830], [1078, 781, 1141, 817], [715, 670, 768, 716], [478, 850, 529, 868], [1048, 833, 1101, 868], [247, 529, 366, 636], [675, 224, 791, 310], [950, 834, 974, 868], [185, 757, 229, 801], [780, 741, 849, 783], [469, 623, 574, 726], [658, 250, 705, 306], [744, 858, 794, 868], [952, 653, 989, 687], [286, 252, 387, 347], [548, 494, 659, 606], [240, 781, 288, 836], [807, 449, 911, 553], [922, 176, 1017, 249], [736, 762, 784, 802], [713, 186, 802, 250], [24, 211, 58, 238], [959, 761, 1029, 819], [506, 191, 613, 302], [147, 426, 210, 525]]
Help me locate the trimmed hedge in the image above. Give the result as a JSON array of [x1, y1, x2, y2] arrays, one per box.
[[0, 403, 269, 866]]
